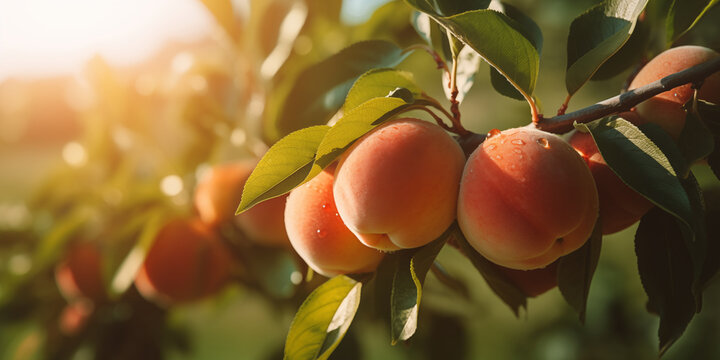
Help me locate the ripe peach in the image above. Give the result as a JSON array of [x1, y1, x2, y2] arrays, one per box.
[[629, 45, 720, 139], [285, 165, 384, 277], [135, 218, 232, 304], [333, 118, 466, 251], [194, 161, 289, 246], [55, 243, 106, 302], [501, 261, 558, 297], [569, 112, 653, 234], [458, 126, 598, 270]]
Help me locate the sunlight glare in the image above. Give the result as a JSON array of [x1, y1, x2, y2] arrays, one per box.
[[0, 0, 213, 80]]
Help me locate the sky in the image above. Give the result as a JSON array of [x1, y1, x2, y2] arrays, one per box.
[[0, 0, 390, 81]]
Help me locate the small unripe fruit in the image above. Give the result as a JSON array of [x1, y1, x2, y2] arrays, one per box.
[[55, 243, 106, 302], [333, 118, 466, 251], [501, 261, 558, 297], [135, 218, 232, 305], [629, 45, 720, 139], [285, 165, 384, 277], [194, 161, 289, 246], [458, 126, 598, 270], [569, 112, 653, 234]]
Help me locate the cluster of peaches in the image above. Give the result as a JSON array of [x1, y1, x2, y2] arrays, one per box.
[[282, 45, 720, 296], [53, 45, 720, 329]]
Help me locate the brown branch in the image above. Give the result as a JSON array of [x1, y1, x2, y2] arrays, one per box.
[[536, 56, 720, 134]]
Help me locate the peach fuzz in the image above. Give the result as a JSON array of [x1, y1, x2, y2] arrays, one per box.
[[284, 165, 384, 277], [457, 126, 598, 270], [629, 45, 720, 139], [194, 161, 289, 246], [569, 112, 653, 234], [501, 261, 558, 297], [55, 242, 106, 302], [333, 118, 466, 251], [135, 218, 232, 305]]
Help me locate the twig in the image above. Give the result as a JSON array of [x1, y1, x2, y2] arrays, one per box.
[[536, 56, 720, 134]]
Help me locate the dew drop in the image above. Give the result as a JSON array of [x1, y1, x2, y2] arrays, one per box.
[[511, 139, 525, 146], [316, 229, 327, 238], [536, 138, 550, 148], [512, 148, 522, 154], [494, 154, 502, 160], [321, 203, 329, 210], [487, 129, 501, 138], [487, 144, 497, 151], [509, 164, 516, 170], [335, 212, 340, 217]]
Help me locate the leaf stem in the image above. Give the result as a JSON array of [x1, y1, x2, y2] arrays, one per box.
[[417, 97, 470, 136], [403, 44, 450, 78], [536, 56, 720, 134]]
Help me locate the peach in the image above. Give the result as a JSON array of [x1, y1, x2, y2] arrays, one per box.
[[501, 261, 558, 297], [284, 165, 384, 277], [569, 112, 653, 234], [457, 126, 598, 270], [333, 118, 466, 251], [55, 243, 106, 302], [194, 161, 289, 246], [629, 45, 720, 139], [135, 218, 232, 304]]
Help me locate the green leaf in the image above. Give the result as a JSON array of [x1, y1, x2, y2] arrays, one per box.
[[284, 275, 362, 360], [591, 18, 650, 81], [678, 103, 715, 168], [430, 0, 491, 16], [557, 219, 603, 323], [109, 210, 167, 297], [566, 0, 648, 95], [33, 207, 93, 273], [487, 2, 542, 100], [635, 208, 696, 356], [698, 100, 720, 136], [273, 40, 412, 138], [451, 224, 528, 315], [490, 67, 524, 101], [700, 209, 720, 288], [237, 125, 330, 213], [311, 97, 411, 176], [410, 12, 453, 61], [406, 0, 540, 101], [442, 10, 539, 100], [709, 138, 720, 181], [575, 118, 694, 237], [200, 0, 241, 44], [391, 230, 450, 344], [666, 0, 719, 45], [680, 173, 708, 298], [344, 69, 422, 112]]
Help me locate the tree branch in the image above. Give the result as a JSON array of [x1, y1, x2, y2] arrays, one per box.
[[536, 56, 720, 134]]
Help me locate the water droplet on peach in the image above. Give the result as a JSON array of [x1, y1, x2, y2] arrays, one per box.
[[316, 229, 327, 238], [494, 154, 502, 160], [487, 144, 497, 151], [488, 129, 501, 138], [511, 139, 525, 146], [536, 138, 549, 148], [512, 148, 522, 154]]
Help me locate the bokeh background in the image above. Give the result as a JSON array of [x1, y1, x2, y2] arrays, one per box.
[[1, 0, 720, 359]]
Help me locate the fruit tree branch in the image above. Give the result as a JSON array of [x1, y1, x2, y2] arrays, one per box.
[[536, 56, 720, 134]]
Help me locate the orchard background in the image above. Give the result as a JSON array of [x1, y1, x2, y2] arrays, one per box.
[[1, 0, 720, 359]]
